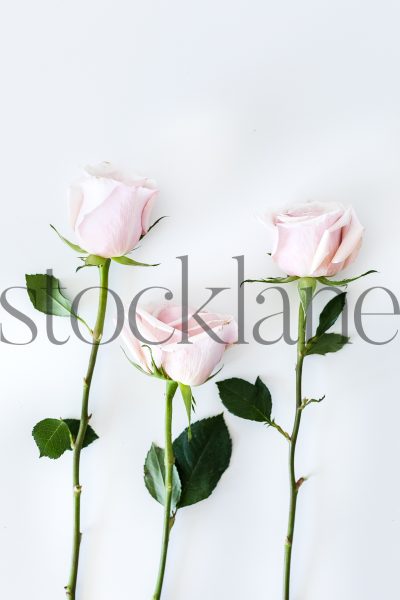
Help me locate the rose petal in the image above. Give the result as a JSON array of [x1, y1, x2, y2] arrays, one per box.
[[141, 189, 158, 234], [135, 306, 180, 345], [272, 205, 345, 276], [161, 320, 236, 386], [85, 162, 154, 188], [120, 322, 153, 373], [69, 184, 84, 229], [75, 176, 119, 230], [332, 208, 364, 264], [309, 208, 351, 274], [76, 183, 151, 257]]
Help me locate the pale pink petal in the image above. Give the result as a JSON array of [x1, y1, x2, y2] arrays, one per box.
[[181, 313, 237, 338], [162, 318, 237, 352], [309, 208, 351, 274], [75, 177, 119, 230], [332, 208, 364, 264], [154, 305, 187, 326], [127, 305, 237, 385], [343, 237, 362, 269], [138, 187, 158, 234], [273, 206, 344, 276], [161, 335, 228, 386], [120, 322, 153, 373], [260, 200, 364, 278], [277, 201, 343, 223], [69, 184, 84, 230], [76, 183, 150, 257], [155, 306, 236, 338], [272, 223, 318, 276], [258, 211, 279, 255], [180, 317, 238, 346], [135, 307, 179, 345], [85, 162, 155, 188], [154, 305, 206, 332]]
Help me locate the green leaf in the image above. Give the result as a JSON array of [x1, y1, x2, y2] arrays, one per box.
[[317, 270, 377, 287], [179, 383, 194, 439], [111, 255, 160, 267], [50, 224, 86, 253], [144, 444, 181, 513], [25, 274, 77, 318], [316, 292, 347, 337], [63, 419, 99, 449], [305, 333, 350, 356], [217, 377, 272, 422], [173, 415, 232, 507], [242, 275, 298, 286], [32, 418, 72, 459]]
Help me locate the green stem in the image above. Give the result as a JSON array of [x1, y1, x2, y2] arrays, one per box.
[[65, 260, 111, 599], [283, 302, 306, 600], [152, 380, 178, 600]]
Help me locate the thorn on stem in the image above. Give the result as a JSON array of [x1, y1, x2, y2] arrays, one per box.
[[300, 394, 326, 410], [296, 477, 306, 490], [169, 513, 176, 531]]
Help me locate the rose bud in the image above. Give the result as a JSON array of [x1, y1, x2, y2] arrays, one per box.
[[122, 305, 238, 386], [260, 201, 364, 277], [69, 161, 158, 258]]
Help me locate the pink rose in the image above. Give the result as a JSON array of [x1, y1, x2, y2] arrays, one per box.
[[122, 305, 238, 386], [260, 201, 364, 277], [69, 162, 158, 258]]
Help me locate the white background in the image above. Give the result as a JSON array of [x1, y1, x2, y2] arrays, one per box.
[[1, 1, 399, 599]]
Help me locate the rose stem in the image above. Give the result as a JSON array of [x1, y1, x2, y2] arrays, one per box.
[[65, 259, 111, 599], [283, 301, 306, 600], [152, 380, 179, 600]]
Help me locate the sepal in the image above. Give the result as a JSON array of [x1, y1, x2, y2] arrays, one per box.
[[178, 383, 195, 440], [76, 255, 108, 271], [122, 345, 169, 380], [140, 215, 168, 240], [242, 275, 299, 286], [50, 225, 86, 253], [316, 270, 377, 287], [112, 255, 160, 267]]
